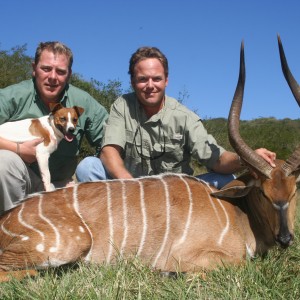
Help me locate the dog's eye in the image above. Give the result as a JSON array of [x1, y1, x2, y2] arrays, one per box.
[[60, 117, 66, 122], [73, 118, 78, 123]]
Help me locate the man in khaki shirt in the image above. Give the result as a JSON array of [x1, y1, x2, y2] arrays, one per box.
[[76, 46, 276, 188]]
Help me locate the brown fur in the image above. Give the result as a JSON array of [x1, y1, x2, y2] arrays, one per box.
[[0, 170, 297, 280], [29, 119, 51, 146]]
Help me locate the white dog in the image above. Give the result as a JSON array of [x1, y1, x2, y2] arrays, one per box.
[[0, 103, 84, 191]]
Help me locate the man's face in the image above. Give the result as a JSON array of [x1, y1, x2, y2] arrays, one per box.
[[131, 58, 168, 116], [32, 50, 71, 104]]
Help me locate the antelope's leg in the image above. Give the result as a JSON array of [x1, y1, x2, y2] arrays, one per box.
[[0, 187, 94, 272], [162, 245, 245, 272], [0, 270, 37, 282], [0, 228, 93, 272]]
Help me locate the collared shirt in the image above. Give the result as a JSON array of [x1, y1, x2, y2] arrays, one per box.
[[0, 79, 108, 180], [102, 93, 225, 177]]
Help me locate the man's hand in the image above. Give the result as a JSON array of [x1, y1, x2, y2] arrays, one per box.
[[19, 138, 44, 164], [255, 148, 276, 167], [100, 145, 133, 179]]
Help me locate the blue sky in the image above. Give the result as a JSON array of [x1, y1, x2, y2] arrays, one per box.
[[2, 0, 300, 120]]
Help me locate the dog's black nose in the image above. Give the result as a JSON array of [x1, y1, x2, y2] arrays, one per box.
[[68, 127, 75, 133]]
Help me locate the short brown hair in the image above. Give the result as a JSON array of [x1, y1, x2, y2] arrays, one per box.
[[34, 41, 73, 70], [128, 47, 169, 79]]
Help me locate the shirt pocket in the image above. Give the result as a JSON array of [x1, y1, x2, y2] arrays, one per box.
[[155, 141, 184, 172], [125, 129, 140, 159], [165, 140, 184, 161]]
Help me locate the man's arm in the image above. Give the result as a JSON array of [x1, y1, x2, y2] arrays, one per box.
[[211, 148, 276, 174], [0, 137, 43, 164], [100, 145, 133, 179]]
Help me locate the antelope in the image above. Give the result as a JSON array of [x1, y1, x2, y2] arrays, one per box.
[[0, 36, 299, 282]]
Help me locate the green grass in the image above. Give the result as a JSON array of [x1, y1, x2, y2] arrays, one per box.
[[1, 204, 300, 299]]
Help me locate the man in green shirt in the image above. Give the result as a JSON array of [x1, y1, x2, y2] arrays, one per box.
[[76, 46, 276, 185], [0, 41, 108, 213]]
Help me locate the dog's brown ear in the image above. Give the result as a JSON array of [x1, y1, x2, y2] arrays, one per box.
[[73, 106, 84, 116], [49, 103, 64, 113]]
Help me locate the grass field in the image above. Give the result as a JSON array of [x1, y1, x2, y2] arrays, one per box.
[[0, 202, 300, 299]]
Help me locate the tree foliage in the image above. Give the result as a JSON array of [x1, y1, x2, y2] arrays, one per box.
[[70, 74, 122, 112], [203, 117, 300, 160], [0, 44, 32, 87]]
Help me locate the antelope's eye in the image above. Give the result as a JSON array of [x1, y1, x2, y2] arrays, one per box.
[[260, 189, 267, 198]]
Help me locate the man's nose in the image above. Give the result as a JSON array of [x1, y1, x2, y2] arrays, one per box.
[[146, 79, 154, 88], [49, 69, 58, 79]]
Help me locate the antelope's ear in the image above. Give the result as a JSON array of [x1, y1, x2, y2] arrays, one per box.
[[292, 167, 300, 183], [211, 178, 255, 199]]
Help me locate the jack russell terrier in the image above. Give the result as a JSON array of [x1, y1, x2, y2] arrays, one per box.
[[0, 103, 84, 192]]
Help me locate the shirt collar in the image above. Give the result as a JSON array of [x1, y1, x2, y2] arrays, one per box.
[[136, 96, 167, 124]]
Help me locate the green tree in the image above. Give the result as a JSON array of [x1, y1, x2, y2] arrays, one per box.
[[0, 44, 32, 87], [70, 74, 122, 112]]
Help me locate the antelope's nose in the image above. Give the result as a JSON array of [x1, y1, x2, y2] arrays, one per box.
[[276, 233, 294, 248]]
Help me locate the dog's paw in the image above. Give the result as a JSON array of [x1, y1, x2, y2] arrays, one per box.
[[65, 180, 76, 188]]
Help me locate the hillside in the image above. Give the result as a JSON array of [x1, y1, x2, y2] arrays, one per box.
[[203, 117, 300, 161]]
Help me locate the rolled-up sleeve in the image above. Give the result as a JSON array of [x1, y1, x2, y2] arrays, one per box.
[[101, 97, 127, 149], [187, 115, 226, 169]]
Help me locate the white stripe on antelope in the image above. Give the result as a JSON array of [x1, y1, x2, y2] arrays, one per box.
[[0, 35, 299, 281]]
